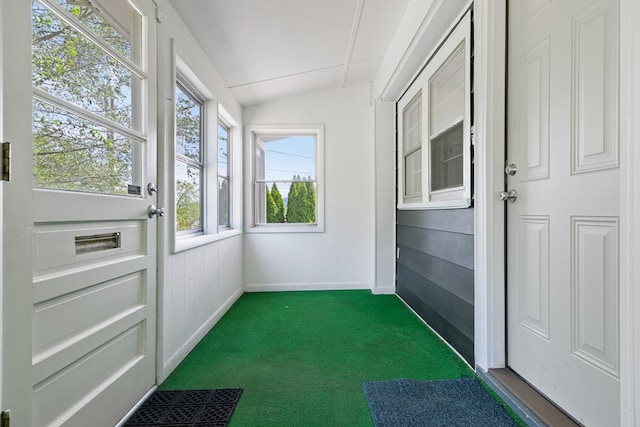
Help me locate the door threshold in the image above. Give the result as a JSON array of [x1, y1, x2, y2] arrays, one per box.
[[478, 368, 581, 427]]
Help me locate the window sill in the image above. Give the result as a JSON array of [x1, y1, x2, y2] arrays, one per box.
[[173, 228, 242, 253], [246, 223, 325, 234], [397, 198, 471, 210]]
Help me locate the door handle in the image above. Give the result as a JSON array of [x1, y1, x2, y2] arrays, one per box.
[[499, 189, 517, 203], [148, 205, 166, 218]]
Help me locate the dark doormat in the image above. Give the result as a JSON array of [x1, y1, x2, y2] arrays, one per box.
[[363, 378, 519, 427], [124, 388, 243, 427]]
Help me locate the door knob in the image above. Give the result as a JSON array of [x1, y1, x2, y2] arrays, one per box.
[[499, 189, 517, 203], [505, 163, 518, 176], [148, 205, 166, 218]]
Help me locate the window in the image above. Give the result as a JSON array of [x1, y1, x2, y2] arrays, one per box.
[[175, 81, 204, 234], [32, 0, 145, 195], [247, 125, 324, 232], [218, 120, 231, 228], [397, 11, 472, 209]]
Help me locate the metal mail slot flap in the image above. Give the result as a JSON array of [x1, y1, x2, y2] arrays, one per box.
[[75, 232, 121, 255]]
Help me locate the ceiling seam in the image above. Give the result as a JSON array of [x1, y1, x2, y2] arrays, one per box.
[[227, 63, 346, 89], [340, 0, 366, 88]]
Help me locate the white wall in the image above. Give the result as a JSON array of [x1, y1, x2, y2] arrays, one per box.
[[243, 83, 374, 291], [156, 2, 244, 382], [374, 0, 470, 102]]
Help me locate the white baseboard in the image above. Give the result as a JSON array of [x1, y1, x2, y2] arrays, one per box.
[[243, 281, 372, 292], [371, 285, 396, 295], [159, 287, 244, 382]]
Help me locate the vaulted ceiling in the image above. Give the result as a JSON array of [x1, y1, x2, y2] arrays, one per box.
[[168, 0, 410, 106]]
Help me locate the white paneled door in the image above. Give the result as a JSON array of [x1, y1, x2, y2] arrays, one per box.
[[507, 0, 620, 425], [4, 1, 158, 425]]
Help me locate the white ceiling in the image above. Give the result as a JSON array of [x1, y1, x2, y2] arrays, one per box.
[[168, 0, 410, 107]]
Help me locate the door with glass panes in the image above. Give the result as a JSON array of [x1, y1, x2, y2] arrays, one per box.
[[5, 1, 158, 425]]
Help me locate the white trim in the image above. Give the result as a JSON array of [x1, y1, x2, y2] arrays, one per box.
[[396, 11, 472, 211], [33, 88, 146, 143], [397, 198, 471, 211], [371, 286, 396, 295], [472, 0, 507, 371], [375, 0, 473, 102], [619, 0, 639, 424], [158, 288, 243, 382], [174, 229, 241, 253], [245, 124, 325, 233], [243, 282, 371, 293]]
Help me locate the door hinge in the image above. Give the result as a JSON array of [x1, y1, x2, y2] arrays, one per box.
[[1, 142, 10, 181], [1, 410, 10, 427]]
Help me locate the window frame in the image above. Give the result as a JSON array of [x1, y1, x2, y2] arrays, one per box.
[[174, 78, 205, 236], [246, 124, 325, 233], [397, 11, 472, 210], [171, 57, 241, 253], [217, 118, 232, 230]]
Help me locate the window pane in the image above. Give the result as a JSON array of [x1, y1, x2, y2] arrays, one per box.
[[176, 162, 202, 232], [175, 85, 202, 162], [218, 123, 229, 178], [430, 122, 463, 192], [218, 177, 230, 227], [33, 99, 136, 195], [430, 44, 465, 136], [404, 149, 422, 197], [33, 2, 140, 129], [403, 91, 422, 152], [50, 0, 141, 64], [263, 135, 315, 181], [254, 134, 317, 225]]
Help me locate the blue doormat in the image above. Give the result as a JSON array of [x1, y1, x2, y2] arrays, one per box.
[[124, 388, 243, 426], [363, 378, 518, 427]]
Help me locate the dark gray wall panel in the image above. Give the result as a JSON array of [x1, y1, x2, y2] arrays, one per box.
[[397, 225, 474, 270], [395, 207, 475, 366], [397, 264, 474, 340], [397, 245, 474, 304], [397, 209, 474, 234], [397, 282, 474, 364]]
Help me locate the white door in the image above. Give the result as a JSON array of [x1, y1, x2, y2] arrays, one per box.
[[507, 0, 620, 425], [4, 1, 159, 425]]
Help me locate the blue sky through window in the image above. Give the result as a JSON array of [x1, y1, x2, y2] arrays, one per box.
[[264, 135, 315, 198]]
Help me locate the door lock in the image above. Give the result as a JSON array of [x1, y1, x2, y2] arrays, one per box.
[[147, 182, 158, 195], [148, 205, 166, 218], [505, 163, 518, 176], [499, 189, 518, 203]]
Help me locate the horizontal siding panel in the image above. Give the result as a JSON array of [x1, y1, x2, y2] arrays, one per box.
[[397, 282, 474, 365], [397, 225, 474, 270], [397, 264, 474, 340], [397, 208, 474, 234], [397, 244, 473, 304]]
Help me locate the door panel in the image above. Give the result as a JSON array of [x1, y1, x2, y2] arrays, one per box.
[[507, 0, 620, 425], [1, 0, 158, 425]]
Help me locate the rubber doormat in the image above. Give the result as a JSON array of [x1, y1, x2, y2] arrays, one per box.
[[124, 388, 243, 426]]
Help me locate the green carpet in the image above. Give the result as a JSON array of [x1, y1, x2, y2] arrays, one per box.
[[160, 291, 474, 426]]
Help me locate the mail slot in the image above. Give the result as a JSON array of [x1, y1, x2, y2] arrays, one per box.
[[75, 232, 121, 255]]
